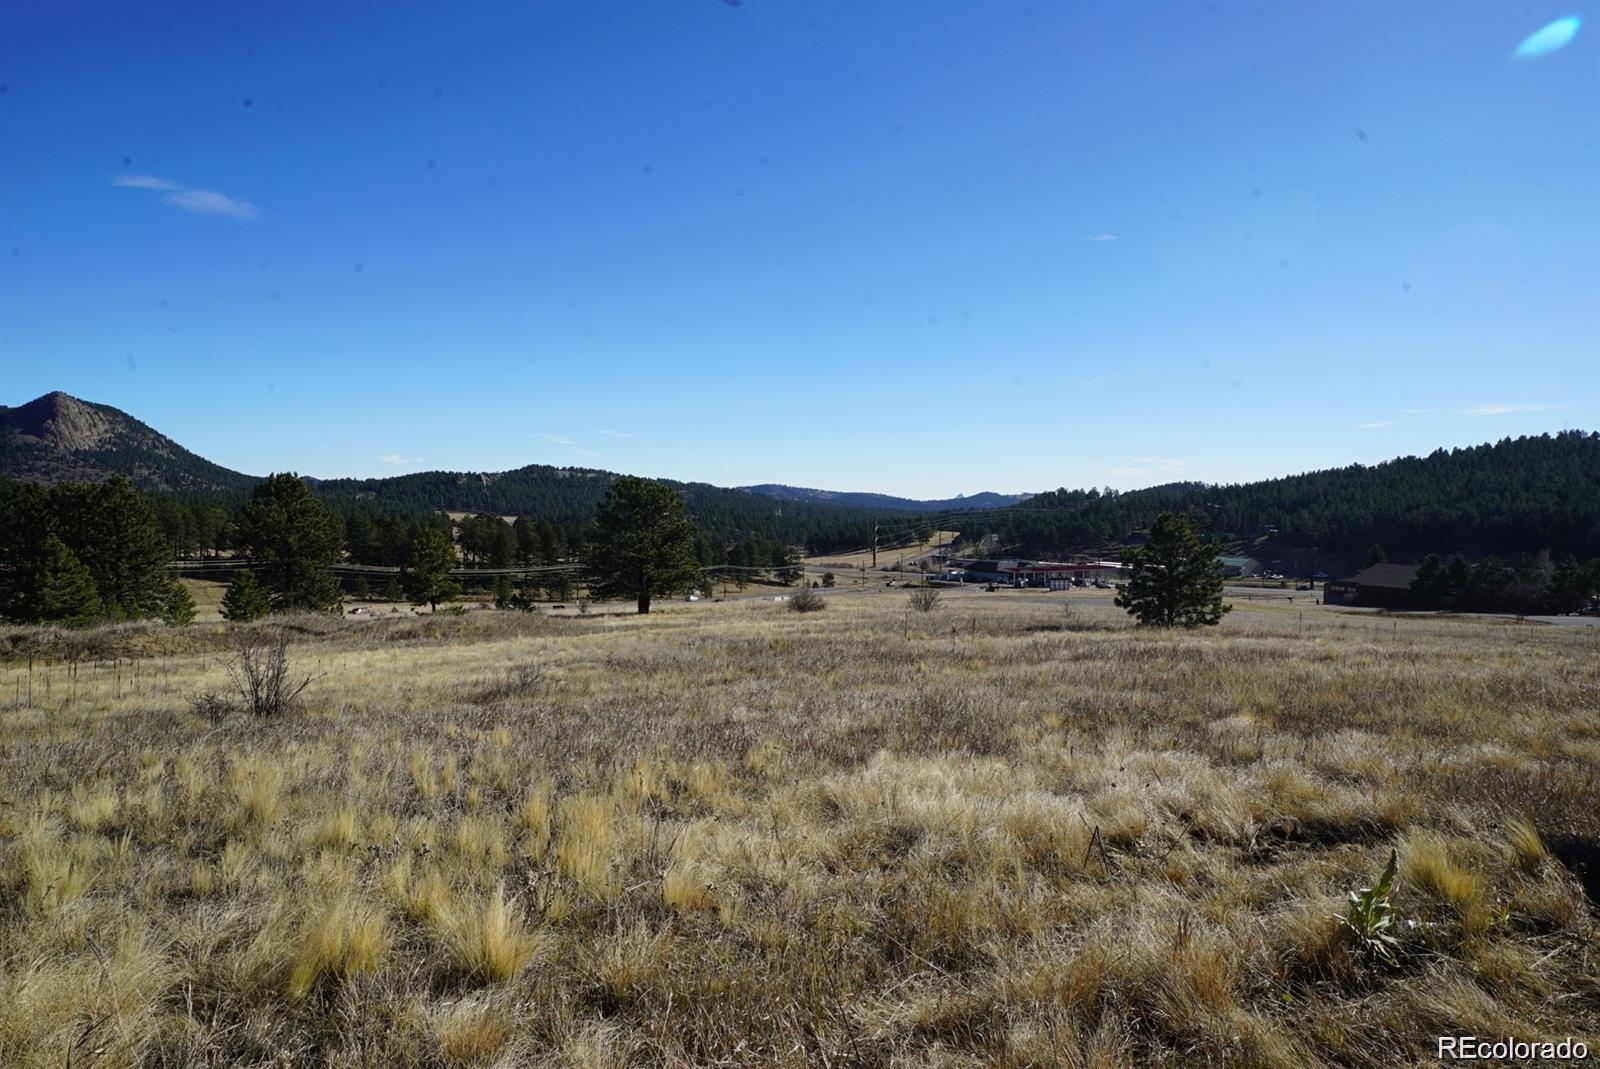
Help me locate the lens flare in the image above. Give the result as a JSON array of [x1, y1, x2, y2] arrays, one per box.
[[1513, 15, 1581, 58]]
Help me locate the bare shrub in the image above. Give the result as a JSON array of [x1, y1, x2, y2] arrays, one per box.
[[907, 588, 941, 613], [226, 631, 316, 717], [787, 588, 826, 613], [188, 690, 233, 726], [476, 662, 548, 704]]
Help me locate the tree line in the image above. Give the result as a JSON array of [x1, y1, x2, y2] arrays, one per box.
[[959, 432, 1600, 561], [1409, 553, 1599, 615], [0, 472, 812, 626]]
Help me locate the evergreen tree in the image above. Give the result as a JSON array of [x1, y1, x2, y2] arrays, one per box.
[[1463, 558, 1513, 613], [513, 515, 538, 566], [352, 577, 370, 600], [235, 473, 344, 613], [163, 580, 196, 626], [494, 573, 515, 609], [1544, 557, 1595, 614], [585, 477, 701, 613], [1114, 512, 1230, 628], [0, 480, 51, 621], [35, 535, 103, 628], [406, 528, 461, 612], [52, 477, 172, 620], [1443, 556, 1473, 610], [1367, 543, 1387, 566], [221, 570, 270, 622], [1411, 554, 1447, 609], [383, 575, 404, 602]]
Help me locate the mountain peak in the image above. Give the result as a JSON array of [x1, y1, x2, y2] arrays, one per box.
[[1, 391, 256, 492], [10, 391, 120, 451]]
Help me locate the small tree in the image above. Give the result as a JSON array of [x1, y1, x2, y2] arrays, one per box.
[[585, 477, 701, 614], [35, 535, 103, 628], [352, 576, 371, 601], [163, 580, 196, 626], [221, 571, 270, 622], [908, 588, 941, 613], [383, 575, 404, 602], [235, 473, 344, 613], [493, 574, 515, 609], [1115, 512, 1230, 628], [1367, 543, 1387, 567], [821, 572, 835, 588], [407, 528, 461, 612]]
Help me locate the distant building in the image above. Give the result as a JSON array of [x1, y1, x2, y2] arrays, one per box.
[[956, 559, 1019, 583], [1217, 555, 1261, 578], [953, 559, 1127, 588], [1323, 563, 1419, 610]]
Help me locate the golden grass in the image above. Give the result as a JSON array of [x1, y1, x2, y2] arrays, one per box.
[[284, 895, 390, 999], [441, 882, 543, 984], [0, 597, 1596, 1065]]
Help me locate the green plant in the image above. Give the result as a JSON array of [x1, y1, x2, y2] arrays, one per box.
[[1342, 848, 1400, 964]]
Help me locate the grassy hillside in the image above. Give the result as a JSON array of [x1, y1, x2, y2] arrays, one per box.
[[2, 596, 1596, 1066]]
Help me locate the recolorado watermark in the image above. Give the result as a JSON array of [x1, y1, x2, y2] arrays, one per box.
[[1438, 1036, 1589, 1061]]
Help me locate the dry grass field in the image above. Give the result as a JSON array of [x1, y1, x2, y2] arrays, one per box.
[[1, 596, 1597, 1067], [804, 532, 958, 574]]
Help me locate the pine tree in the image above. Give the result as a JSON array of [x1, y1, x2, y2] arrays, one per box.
[[383, 575, 404, 602], [494, 574, 515, 609], [1367, 543, 1387, 567], [406, 528, 461, 612], [35, 535, 103, 628], [163, 580, 196, 626], [221, 571, 270, 622], [235, 473, 345, 613], [585, 477, 702, 614], [1114, 512, 1230, 628], [51, 477, 172, 620], [1411, 554, 1446, 609]]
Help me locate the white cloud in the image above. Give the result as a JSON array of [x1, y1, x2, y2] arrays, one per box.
[[163, 189, 258, 221], [1357, 421, 1395, 429], [1083, 233, 1119, 242], [378, 453, 421, 466], [539, 433, 572, 445], [112, 174, 182, 191], [1460, 403, 1551, 416], [112, 175, 258, 221], [570, 447, 599, 457]]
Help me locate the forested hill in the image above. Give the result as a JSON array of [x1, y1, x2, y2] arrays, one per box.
[[0, 394, 907, 555], [960, 431, 1600, 561], [315, 466, 896, 555], [741, 485, 1030, 513]]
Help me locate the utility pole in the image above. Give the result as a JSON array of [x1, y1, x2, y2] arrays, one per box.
[[871, 521, 879, 569]]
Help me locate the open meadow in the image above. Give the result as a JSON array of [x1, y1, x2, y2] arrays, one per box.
[[1, 596, 1597, 1067]]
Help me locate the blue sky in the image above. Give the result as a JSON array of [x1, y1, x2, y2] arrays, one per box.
[[1, 1, 1595, 498]]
